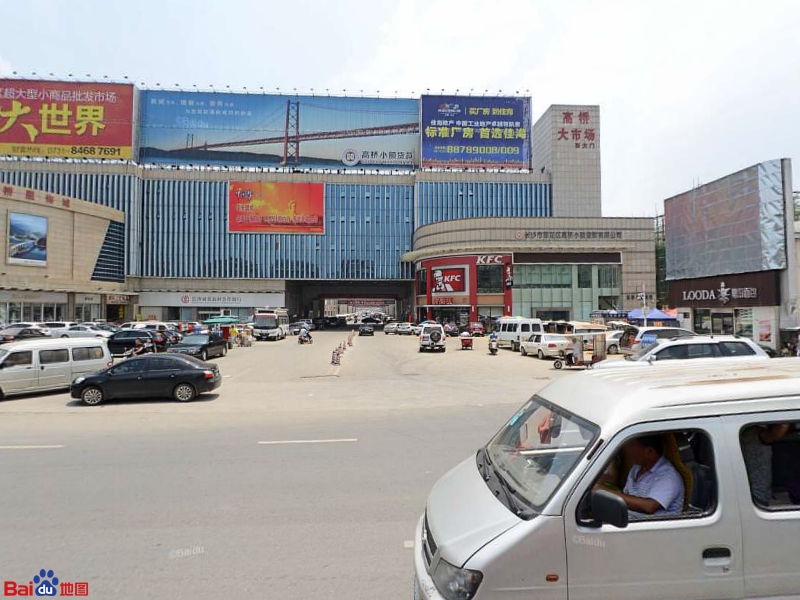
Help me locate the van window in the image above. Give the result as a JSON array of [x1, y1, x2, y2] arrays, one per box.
[[740, 421, 800, 510], [532, 323, 542, 332], [521, 323, 530, 333], [72, 347, 104, 361], [581, 429, 716, 523], [719, 342, 756, 356], [5, 351, 32, 367], [39, 349, 69, 364], [685, 344, 721, 359]]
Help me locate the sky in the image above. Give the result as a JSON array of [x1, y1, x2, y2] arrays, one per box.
[[1, 0, 799, 217]]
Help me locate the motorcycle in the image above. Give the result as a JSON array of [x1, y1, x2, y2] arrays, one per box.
[[488, 339, 498, 355], [298, 335, 313, 345]]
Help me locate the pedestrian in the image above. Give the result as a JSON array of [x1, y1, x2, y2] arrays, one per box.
[[230, 324, 239, 346]]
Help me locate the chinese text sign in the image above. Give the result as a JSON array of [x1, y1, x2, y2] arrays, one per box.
[[229, 182, 325, 234]]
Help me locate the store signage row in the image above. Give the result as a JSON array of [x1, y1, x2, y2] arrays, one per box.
[[516, 230, 624, 241], [668, 270, 779, 308], [106, 294, 132, 304], [476, 255, 506, 264], [2, 184, 74, 209], [138, 292, 285, 307]]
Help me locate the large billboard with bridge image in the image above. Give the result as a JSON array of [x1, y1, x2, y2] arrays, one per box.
[[139, 90, 419, 169]]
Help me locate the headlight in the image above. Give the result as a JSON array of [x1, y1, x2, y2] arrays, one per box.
[[73, 376, 85, 385], [431, 558, 483, 600]]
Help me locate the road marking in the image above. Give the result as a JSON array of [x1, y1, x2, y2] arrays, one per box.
[[0, 445, 64, 450], [404, 540, 415, 549], [257, 438, 357, 445]]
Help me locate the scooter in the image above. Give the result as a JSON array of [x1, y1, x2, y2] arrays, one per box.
[[488, 339, 498, 355], [298, 335, 313, 345], [121, 341, 154, 359]]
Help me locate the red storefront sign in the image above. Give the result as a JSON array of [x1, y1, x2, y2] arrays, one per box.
[[431, 267, 466, 294]]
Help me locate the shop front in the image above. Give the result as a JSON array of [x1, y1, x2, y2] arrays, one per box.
[[74, 293, 103, 323], [0, 291, 68, 324], [137, 292, 286, 322], [668, 270, 781, 349], [105, 294, 135, 322]]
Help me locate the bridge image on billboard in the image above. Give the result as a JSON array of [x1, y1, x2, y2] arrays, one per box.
[[139, 91, 419, 169]]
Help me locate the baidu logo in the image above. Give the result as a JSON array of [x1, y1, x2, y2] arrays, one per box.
[[32, 570, 58, 597], [3, 568, 89, 596]]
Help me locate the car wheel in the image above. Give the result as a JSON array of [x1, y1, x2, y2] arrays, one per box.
[[81, 386, 104, 406], [608, 344, 618, 355], [200, 350, 208, 361], [221, 345, 227, 357], [538, 349, 545, 360], [521, 346, 527, 356], [173, 383, 196, 402], [418, 347, 424, 352], [61, 334, 69, 338]]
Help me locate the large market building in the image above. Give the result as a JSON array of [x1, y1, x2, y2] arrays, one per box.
[[0, 79, 654, 324]]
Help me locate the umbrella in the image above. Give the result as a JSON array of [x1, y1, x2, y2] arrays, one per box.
[[627, 308, 673, 320], [202, 316, 240, 325]]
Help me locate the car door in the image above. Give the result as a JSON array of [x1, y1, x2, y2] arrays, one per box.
[[141, 356, 182, 397], [0, 350, 37, 393], [104, 358, 149, 399], [37, 348, 72, 389], [726, 412, 800, 600], [564, 418, 744, 600]]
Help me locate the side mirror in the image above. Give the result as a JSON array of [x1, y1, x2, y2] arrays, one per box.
[[647, 355, 656, 362], [591, 490, 628, 528]]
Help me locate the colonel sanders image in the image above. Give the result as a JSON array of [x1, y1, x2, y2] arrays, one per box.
[[433, 269, 454, 292], [505, 265, 514, 289]]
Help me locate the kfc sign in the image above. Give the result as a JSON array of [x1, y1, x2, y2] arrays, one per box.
[[476, 255, 504, 264], [431, 267, 466, 294]]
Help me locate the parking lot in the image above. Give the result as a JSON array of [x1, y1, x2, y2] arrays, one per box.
[[0, 329, 587, 600]]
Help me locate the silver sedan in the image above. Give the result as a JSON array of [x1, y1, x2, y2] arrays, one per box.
[[58, 325, 112, 339]]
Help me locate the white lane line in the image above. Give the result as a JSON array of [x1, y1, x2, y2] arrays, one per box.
[[403, 540, 415, 549], [0, 445, 64, 450], [257, 438, 357, 445]]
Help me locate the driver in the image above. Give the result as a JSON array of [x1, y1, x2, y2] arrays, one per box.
[[570, 336, 584, 365]]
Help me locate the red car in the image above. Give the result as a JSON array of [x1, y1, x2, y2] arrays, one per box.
[[467, 322, 485, 337]]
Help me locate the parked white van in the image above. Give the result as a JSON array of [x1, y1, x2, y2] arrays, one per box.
[[0, 338, 110, 398], [496, 317, 543, 351], [414, 358, 800, 600]]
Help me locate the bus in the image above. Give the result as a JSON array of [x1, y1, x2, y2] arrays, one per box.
[[252, 308, 290, 341]]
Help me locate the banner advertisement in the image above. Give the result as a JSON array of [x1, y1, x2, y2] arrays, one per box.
[[7, 212, 47, 266], [420, 95, 531, 168], [431, 267, 466, 294], [229, 182, 324, 234], [140, 91, 419, 169], [0, 79, 134, 159]]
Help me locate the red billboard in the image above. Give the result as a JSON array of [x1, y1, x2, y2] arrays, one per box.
[[431, 267, 466, 294], [0, 79, 134, 159], [229, 182, 325, 234]]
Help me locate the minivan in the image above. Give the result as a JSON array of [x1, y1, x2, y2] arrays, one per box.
[[618, 325, 695, 355], [414, 358, 800, 600], [0, 338, 111, 398], [496, 317, 543, 351]]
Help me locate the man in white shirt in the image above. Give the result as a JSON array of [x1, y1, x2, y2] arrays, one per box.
[[602, 435, 685, 518]]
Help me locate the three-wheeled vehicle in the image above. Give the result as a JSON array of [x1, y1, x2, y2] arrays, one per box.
[[459, 331, 474, 350], [553, 332, 607, 369]]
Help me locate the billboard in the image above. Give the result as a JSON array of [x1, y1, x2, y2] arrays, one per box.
[[7, 212, 47, 266], [431, 267, 466, 294], [0, 79, 134, 159], [140, 91, 419, 169], [420, 95, 531, 168], [229, 182, 324, 234], [665, 160, 786, 281]]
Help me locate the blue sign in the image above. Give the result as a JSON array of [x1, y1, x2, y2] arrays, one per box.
[[420, 95, 531, 168], [139, 91, 419, 169]]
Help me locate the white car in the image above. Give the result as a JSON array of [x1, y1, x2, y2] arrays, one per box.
[[520, 333, 571, 359], [397, 322, 414, 335], [384, 322, 399, 335], [605, 330, 624, 354], [413, 320, 436, 336], [593, 335, 769, 369], [58, 325, 112, 339], [419, 324, 446, 352]]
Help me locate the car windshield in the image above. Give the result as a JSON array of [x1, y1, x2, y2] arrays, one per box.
[[255, 317, 278, 328], [182, 335, 209, 345], [0, 349, 7, 361], [486, 396, 598, 510]]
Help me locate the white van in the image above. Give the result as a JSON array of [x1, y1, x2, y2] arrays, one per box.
[[496, 317, 543, 351], [414, 358, 800, 600], [0, 338, 110, 398]]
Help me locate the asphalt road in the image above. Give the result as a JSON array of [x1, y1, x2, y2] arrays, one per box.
[[0, 330, 575, 600]]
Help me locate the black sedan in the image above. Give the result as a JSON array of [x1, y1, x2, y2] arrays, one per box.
[[0, 326, 50, 344], [107, 329, 165, 355], [167, 334, 227, 361], [359, 325, 374, 336], [70, 354, 221, 405]]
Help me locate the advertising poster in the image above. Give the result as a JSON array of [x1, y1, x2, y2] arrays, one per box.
[[229, 182, 324, 234], [140, 91, 419, 169], [420, 95, 531, 168], [758, 319, 772, 344], [7, 212, 47, 266], [0, 79, 134, 159], [431, 267, 466, 294]]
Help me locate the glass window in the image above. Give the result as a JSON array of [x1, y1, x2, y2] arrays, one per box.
[[148, 357, 182, 371], [4, 351, 32, 367], [8, 302, 21, 323], [719, 342, 756, 357], [740, 421, 800, 510], [597, 265, 620, 289], [578, 265, 592, 288], [655, 345, 687, 360], [72, 347, 104, 361], [39, 349, 69, 364], [477, 265, 503, 294], [582, 429, 716, 522], [685, 344, 721, 359], [417, 269, 427, 296], [486, 397, 599, 511], [110, 359, 148, 374], [694, 309, 711, 334]]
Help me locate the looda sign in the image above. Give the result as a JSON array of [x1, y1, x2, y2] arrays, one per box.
[[680, 281, 758, 305]]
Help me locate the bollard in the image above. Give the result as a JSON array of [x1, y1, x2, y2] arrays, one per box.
[[331, 349, 341, 365]]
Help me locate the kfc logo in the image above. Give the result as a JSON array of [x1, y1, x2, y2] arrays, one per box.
[[476, 255, 504, 264], [431, 268, 466, 294]]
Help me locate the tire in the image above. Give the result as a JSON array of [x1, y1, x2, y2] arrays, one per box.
[[81, 386, 104, 405], [521, 346, 527, 356], [200, 350, 208, 361], [608, 344, 618, 355], [538, 349, 545, 360], [430, 330, 442, 343], [221, 346, 227, 357], [418, 347, 424, 352], [173, 383, 196, 402], [553, 359, 563, 370], [61, 334, 69, 338]]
